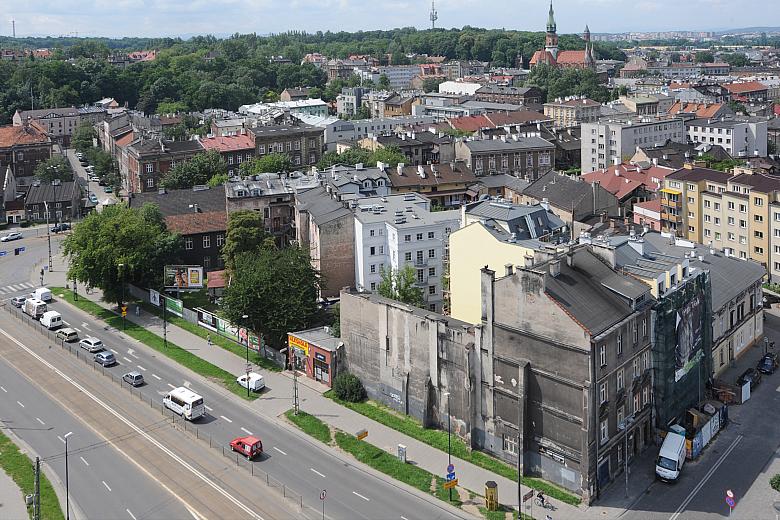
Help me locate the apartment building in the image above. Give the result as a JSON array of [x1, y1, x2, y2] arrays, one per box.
[[353, 193, 460, 313], [455, 135, 555, 180], [13, 107, 81, 146], [543, 97, 601, 128], [250, 124, 324, 168], [686, 117, 768, 158], [581, 116, 686, 170], [126, 138, 204, 193]]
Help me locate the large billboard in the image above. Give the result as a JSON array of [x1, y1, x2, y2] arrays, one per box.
[[674, 292, 704, 382], [164, 265, 204, 290]]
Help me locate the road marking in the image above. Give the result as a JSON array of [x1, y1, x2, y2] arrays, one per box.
[[273, 447, 287, 455], [220, 415, 233, 423], [126, 509, 136, 520], [151, 374, 162, 380], [110, 348, 118, 354], [167, 383, 176, 389], [352, 491, 370, 501], [127, 349, 138, 358], [400, 516, 409, 520], [35, 417, 45, 425], [102, 480, 112, 492], [62, 321, 70, 326], [136, 365, 147, 371], [16, 401, 24, 408], [0, 386, 6, 392], [81, 322, 91, 330], [310, 468, 326, 478], [122, 357, 133, 363], [205, 405, 213, 411], [74, 328, 81, 332], [57, 436, 65, 444], [80, 456, 89, 467], [669, 434, 743, 520], [0, 327, 264, 520], [241, 427, 253, 435]]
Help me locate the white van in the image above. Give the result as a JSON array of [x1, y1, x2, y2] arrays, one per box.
[[163, 387, 205, 421], [32, 287, 52, 302], [237, 372, 265, 392], [655, 427, 687, 482], [23, 298, 47, 318], [39, 311, 62, 330]]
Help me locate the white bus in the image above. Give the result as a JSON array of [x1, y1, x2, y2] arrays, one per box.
[[162, 387, 205, 421]]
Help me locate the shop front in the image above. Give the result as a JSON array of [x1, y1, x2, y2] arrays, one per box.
[[287, 327, 341, 388]]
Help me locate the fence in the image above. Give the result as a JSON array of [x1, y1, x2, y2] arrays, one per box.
[[3, 303, 305, 511]]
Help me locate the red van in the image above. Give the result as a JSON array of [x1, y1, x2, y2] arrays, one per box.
[[229, 436, 263, 460]]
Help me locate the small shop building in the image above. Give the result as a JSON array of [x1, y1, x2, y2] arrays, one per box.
[[287, 327, 342, 387]]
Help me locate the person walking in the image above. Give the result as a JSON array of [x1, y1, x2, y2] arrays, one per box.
[[207, 334, 212, 347]]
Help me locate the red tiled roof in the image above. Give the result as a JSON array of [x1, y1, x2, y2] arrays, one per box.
[[199, 134, 255, 152], [207, 269, 228, 289], [115, 132, 135, 147], [165, 211, 227, 235], [633, 198, 661, 214], [581, 163, 675, 199], [668, 102, 725, 118], [448, 114, 493, 132], [722, 81, 767, 94], [529, 50, 555, 66], [486, 110, 550, 126], [0, 124, 50, 148], [555, 50, 588, 65]]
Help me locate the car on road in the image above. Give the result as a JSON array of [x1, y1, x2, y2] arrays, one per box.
[[98, 179, 106, 186], [94, 351, 116, 367], [89, 175, 100, 182], [737, 368, 762, 390], [79, 337, 104, 353], [757, 352, 779, 375], [84, 165, 94, 172], [0, 232, 22, 242], [237, 372, 265, 392], [229, 436, 263, 460], [88, 193, 98, 204], [103, 186, 113, 193], [56, 328, 79, 342], [10, 296, 25, 308], [123, 371, 144, 387], [50, 223, 71, 233]]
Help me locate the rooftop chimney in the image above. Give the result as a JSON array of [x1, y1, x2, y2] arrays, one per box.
[[549, 259, 561, 278]]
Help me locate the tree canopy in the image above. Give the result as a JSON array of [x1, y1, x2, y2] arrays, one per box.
[[34, 156, 73, 183], [317, 145, 407, 170], [239, 153, 293, 175], [221, 210, 274, 271], [378, 265, 424, 308], [63, 203, 182, 305], [71, 122, 96, 154], [160, 150, 226, 189], [524, 64, 610, 103]]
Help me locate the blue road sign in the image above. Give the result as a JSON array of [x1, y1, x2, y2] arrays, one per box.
[[0, 251, 6, 256], [726, 497, 735, 508], [447, 464, 454, 473], [446, 472, 456, 481], [17, 246, 25, 253]]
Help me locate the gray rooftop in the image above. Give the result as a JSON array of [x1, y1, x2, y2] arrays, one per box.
[[25, 181, 78, 205], [226, 172, 319, 199], [523, 170, 594, 211], [296, 186, 352, 226], [353, 193, 459, 229], [475, 174, 530, 193], [462, 135, 554, 153], [465, 199, 565, 241], [129, 186, 226, 216]]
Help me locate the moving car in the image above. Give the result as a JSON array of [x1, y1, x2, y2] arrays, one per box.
[[10, 296, 25, 308], [0, 232, 22, 242], [162, 387, 205, 421], [94, 351, 116, 366], [51, 223, 71, 233], [757, 352, 779, 375], [39, 310, 62, 330], [237, 372, 265, 392], [229, 436, 263, 460], [737, 368, 762, 390], [79, 337, 104, 353], [88, 193, 98, 204], [103, 186, 113, 193], [56, 328, 79, 342], [89, 175, 100, 182], [123, 371, 144, 387], [656, 427, 687, 482], [23, 298, 47, 318]]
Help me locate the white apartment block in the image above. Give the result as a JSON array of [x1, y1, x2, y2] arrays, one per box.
[[686, 117, 768, 158], [354, 193, 460, 313], [581, 116, 686, 170]]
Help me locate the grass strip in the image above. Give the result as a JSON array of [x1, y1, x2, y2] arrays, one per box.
[[434, 478, 463, 507], [0, 429, 65, 520], [284, 410, 332, 444], [139, 302, 281, 372], [325, 391, 581, 506], [478, 505, 527, 520], [52, 288, 258, 401]]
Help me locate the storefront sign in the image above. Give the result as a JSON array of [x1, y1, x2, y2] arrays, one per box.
[[165, 296, 183, 317], [314, 352, 326, 362], [288, 334, 310, 356]]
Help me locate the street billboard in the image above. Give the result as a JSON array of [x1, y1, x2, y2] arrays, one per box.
[[674, 292, 704, 382], [164, 265, 204, 290]]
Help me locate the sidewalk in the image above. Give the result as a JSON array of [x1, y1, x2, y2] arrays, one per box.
[[44, 254, 584, 518], [0, 467, 28, 520]]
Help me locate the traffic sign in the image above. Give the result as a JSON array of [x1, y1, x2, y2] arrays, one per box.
[[447, 463, 454, 473], [443, 479, 458, 489], [726, 490, 734, 499], [726, 497, 735, 508], [320, 490, 327, 500], [446, 472, 456, 481], [356, 429, 368, 440], [121, 305, 127, 317], [0, 251, 6, 257]]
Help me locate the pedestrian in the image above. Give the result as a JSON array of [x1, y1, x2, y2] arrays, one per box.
[[207, 334, 212, 347]]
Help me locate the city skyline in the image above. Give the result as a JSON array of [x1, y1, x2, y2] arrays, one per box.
[[4, 0, 779, 39]]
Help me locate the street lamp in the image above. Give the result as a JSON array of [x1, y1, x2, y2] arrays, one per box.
[[242, 314, 250, 397], [63, 431, 73, 520], [765, 336, 770, 355], [442, 391, 452, 501], [118, 263, 126, 330], [43, 201, 52, 270], [618, 414, 635, 499]]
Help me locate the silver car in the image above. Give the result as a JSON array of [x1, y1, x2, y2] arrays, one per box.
[[123, 371, 144, 386], [79, 337, 104, 353]]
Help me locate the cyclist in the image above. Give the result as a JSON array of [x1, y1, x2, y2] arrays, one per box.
[[537, 491, 546, 508]]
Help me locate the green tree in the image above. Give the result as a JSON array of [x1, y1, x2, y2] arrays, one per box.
[[221, 247, 321, 348], [422, 77, 445, 93], [377, 264, 424, 308], [221, 210, 273, 271], [160, 150, 226, 189], [207, 172, 228, 187], [239, 153, 293, 175], [162, 123, 187, 141], [156, 100, 189, 114], [71, 122, 96, 154], [722, 53, 749, 67], [377, 74, 391, 90], [694, 51, 715, 63], [369, 146, 407, 167], [63, 203, 182, 306], [33, 156, 73, 182]]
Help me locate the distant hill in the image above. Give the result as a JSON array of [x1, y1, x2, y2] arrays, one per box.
[[715, 26, 780, 35]]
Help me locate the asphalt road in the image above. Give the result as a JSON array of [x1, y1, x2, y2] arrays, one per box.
[[64, 148, 118, 206]]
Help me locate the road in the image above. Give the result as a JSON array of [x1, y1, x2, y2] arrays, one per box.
[[64, 148, 119, 207]]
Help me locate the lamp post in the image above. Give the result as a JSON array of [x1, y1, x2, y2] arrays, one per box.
[[43, 201, 52, 270], [63, 431, 73, 520], [118, 263, 126, 330], [765, 336, 769, 355], [242, 314, 250, 397], [442, 391, 452, 501], [619, 414, 635, 499], [162, 294, 168, 348]]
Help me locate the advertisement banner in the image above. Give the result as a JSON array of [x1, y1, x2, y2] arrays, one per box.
[[149, 289, 160, 307], [288, 334, 310, 357], [164, 265, 204, 290], [165, 297, 183, 317], [674, 292, 704, 382]]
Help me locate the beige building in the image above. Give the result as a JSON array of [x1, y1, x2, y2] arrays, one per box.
[[543, 97, 601, 128]]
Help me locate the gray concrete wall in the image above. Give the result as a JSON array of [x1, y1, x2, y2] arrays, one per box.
[[319, 215, 355, 298]]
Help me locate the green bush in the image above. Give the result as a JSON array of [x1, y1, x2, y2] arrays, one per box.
[[19, 221, 31, 228], [332, 373, 366, 402], [771, 474, 780, 492]]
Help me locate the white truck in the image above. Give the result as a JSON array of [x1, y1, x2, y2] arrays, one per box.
[[23, 298, 47, 319]]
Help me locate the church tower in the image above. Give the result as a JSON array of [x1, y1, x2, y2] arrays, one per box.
[[584, 25, 595, 69], [544, 1, 558, 59]]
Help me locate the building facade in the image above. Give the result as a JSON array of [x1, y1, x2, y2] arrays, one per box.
[[13, 107, 81, 146], [581, 117, 686, 170], [126, 139, 205, 193], [543, 97, 601, 128], [455, 135, 555, 180], [685, 117, 768, 158], [251, 124, 324, 169]]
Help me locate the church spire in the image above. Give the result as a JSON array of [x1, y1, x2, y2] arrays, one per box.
[[547, 1, 556, 33]]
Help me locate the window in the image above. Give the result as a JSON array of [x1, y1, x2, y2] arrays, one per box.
[[404, 234, 411, 242], [428, 249, 435, 258], [429, 285, 436, 295], [755, 215, 764, 222], [417, 269, 424, 283], [633, 358, 640, 378], [416, 233, 423, 241], [633, 323, 638, 344], [203, 236, 211, 248], [216, 234, 224, 247], [370, 264, 376, 274], [600, 419, 608, 444], [428, 231, 435, 239], [755, 231, 764, 239], [643, 386, 650, 407], [429, 267, 436, 277], [600, 345, 606, 367], [755, 246, 764, 254], [740, 220, 747, 229], [404, 252, 412, 262], [185, 237, 193, 250], [728, 217, 735, 225], [370, 282, 376, 291], [416, 250, 423, 263], [370, 229, 375, 237], [633, 393, 641, 414], [503, 435, 518, 455], [146, 178, 154, 188], [755, 197, 764, 206], [728, 201, 735, 210], [617, 368, 624, 390], [258, 144, 266, 154], [599, 382, 607, 404], [203, 256, 211, 268], [642, 351, 650, 370], [617, 334, 623, 356], [145, 163, 153, 173], [739, 204, 747, 213], [228, 155, 234, 165], [379, 245, 384, 254]]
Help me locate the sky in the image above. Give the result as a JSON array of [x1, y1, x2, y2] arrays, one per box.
[[3, 0, 779, 39]]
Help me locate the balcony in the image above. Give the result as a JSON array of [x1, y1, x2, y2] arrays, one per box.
[[660, 198, 682, 209], [661, 212, 682, 224]]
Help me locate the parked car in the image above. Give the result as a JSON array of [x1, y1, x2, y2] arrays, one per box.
[[0, 232, 22, 242], [94, 351, 116, 367], [757, 352, 779, 375], [88, 193, 98, 204], [237, 372, 265, 392], [229, 436, 263, 460], [51, 223, 71, 233], [122, 371, 144, 387], [103, 186, 113, 193], [737, 368, 762, 390], [56, 327, 79, 342], [89, 175, 100, 182], [75, 152, 83, 159], [98, 179, 106, 186], [10, 296, 25, 308], [79, 337, 104, 353]]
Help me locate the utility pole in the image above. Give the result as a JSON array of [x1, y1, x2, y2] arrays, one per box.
[[33, 457, 40, 520], [162, 294, 167, 348], [44, 201, 52, 270], [63, 432, 73, 520], [242, 314, 250, 397]]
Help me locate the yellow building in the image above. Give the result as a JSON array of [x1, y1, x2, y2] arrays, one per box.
[[449, 199, 566, 324]]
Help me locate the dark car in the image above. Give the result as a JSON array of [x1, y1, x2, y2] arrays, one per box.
[[51, 223, 71, 233], [757, 352, 779, 375], [737, 368, 762, 390]]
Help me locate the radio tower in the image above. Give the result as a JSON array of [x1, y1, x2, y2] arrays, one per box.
[[11, 18, 15, 38], [429, 0, 438, 29]]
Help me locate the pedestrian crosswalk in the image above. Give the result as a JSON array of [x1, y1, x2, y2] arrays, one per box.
[[0, 282, 35, 295]]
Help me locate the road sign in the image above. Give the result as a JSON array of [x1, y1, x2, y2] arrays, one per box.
[[320, 490, 327, 500], [447, 463, 454, 473], [443, 479, 458, 489], [121, 305, 127, 317], [726, 497, 735, 508], [523, 490, 535, 503], [356, 429, 368, 440], [446, 472, 456, 481], [0, 251, 6, 257], [726, 490, 734, 499]]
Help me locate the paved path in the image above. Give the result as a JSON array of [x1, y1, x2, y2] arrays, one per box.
[[45, 253, 587, 518], [0, 466, 28, 520]]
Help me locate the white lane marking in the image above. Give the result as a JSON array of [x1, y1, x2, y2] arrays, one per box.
[[151, 373, 162, 380], [36, 417, 45, 425], [0, 327, 264, 520], [16, 401, 24, 408], [205, 405, 213, 411], [62, 321, 70, 326], [57, 436, 65, 444], [126, 509, 137, 520], [273, 447, 287, 455], [74, 328, 81, 332], [669, 434, 743, 520], [352, 491, 370, 501], [127, 349, 138, 359], [167, 383, 176, 389], [122, 356, 133, 363], [0, 386, 6, 392], [102, 480, 112, 492], [136, 365, 147, 371], [310, 468, 326, 478], [220, 415, 233, 423], [110, 348, 118, 354], [400, 516, 409, 520], [80, 456, 89, 467]]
